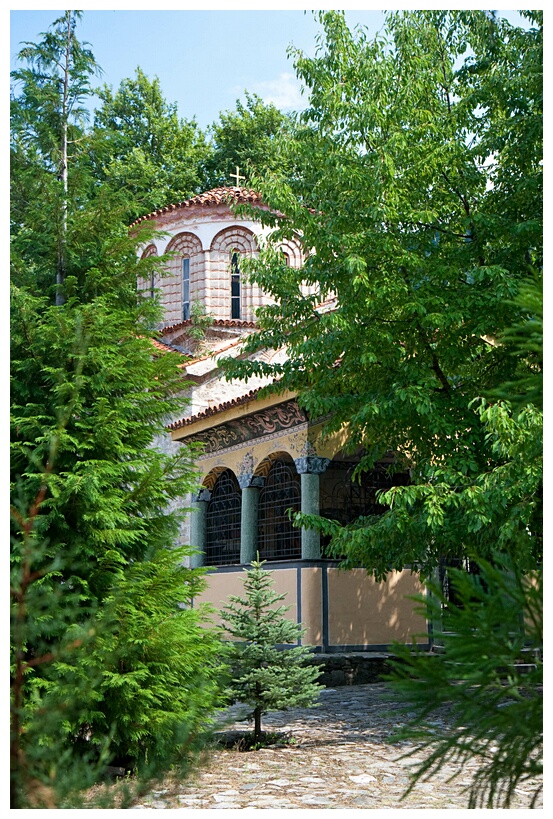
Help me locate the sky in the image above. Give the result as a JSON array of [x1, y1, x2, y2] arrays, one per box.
[[9, 5, 388, 131], [9, 3, 532, 132]]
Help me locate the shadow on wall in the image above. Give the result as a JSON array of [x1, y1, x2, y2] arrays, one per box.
[[327, 568, 427, 647]]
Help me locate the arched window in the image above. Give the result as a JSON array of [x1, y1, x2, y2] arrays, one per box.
[[258, 458, 301, 561], [230, 251, 241, 319], [182, 257, 190, 320], [138, 244, 158, 299], [205, 470, 241, 565]]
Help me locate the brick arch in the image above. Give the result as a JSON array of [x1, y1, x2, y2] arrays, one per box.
[[210, 226, 258, 255], [166, 231, 203, 256], [138, 244, 158, 294], [254, 450, 297, 480], [275, 236, 303, 268], [209, 227, 259, 322], [140, 243, 158, 260], [161, 232, 204, 325]]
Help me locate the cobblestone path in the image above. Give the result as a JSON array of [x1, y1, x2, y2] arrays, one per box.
[[135, 684, 542, 810]]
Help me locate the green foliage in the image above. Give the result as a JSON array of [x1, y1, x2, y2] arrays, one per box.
[[221, 559, 321, 742], [204, 92, 294, 189], [389, 555, 542, 808], [490, 272, 542, 411], [10, 271, 226, 804], [10, 10, 102, 303], [71, 545, 225, 772], [295, 399, 542, 581], [10, 13, 225, 808], [10, 10, 99, 168], [90, 68, 210, 222], [222, 10, 543, 578], [188, 300, 215, 344]]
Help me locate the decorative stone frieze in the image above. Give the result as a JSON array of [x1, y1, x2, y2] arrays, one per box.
[[186, 400, 308, 454]]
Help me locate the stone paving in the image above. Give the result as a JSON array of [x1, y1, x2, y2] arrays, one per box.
[[134, 684, 542, 810]]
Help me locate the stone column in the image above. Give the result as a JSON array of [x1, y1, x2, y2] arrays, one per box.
[[294, 456, 331, 560], [189, 488, 211, 568], [238, 474, 265, 565]]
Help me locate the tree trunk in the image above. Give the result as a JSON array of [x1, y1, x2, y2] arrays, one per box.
[[56, 11, 72, 306], [253, 705, 262, 744]]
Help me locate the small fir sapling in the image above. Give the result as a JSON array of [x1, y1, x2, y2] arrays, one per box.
[[220, 557, 322, 744]]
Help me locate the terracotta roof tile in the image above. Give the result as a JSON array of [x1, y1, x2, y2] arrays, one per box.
[[161, 318, 256, 336], [168, 389, 262, 431], [177, 336, 246, 369], [150, 338, 181, 353], [130, 187, 265, 227]]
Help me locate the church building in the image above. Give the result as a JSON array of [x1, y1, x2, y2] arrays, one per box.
[[133, 185, 428, 655]]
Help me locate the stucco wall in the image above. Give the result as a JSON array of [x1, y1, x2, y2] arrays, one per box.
[[194, 563, 428, 651], [327, 568, 427, 647], [196, 567, 298, 639]]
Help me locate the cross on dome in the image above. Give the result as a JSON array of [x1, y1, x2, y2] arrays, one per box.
[[230, 165, 246, 186]]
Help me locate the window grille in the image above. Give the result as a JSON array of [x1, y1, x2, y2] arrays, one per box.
[[319, 462, 409, 557], [205, 470, 241, 565], [182, 258, 190, 320], [258, 459, 301, 561], [231, 251, 241, 319], [322, 463, 393, 523]]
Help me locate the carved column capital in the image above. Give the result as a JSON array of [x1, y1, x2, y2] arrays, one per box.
[[238, 473, 265, 490], [294, 456, 331, 475], [194, 488, 212, 502]]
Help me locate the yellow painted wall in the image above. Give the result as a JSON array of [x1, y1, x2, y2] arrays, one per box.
[[195, 568, 298, 637], [327, 568, 427, 646], [195, 564, 427, 649], [300, 567, 323, 647]]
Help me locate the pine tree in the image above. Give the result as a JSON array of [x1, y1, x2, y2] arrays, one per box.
[[10, 10, 100, 304], [221, 559, 321, 744], [10, 13, 226, 807], [389, 554, 542, 808], [10, 227, 227, 807]]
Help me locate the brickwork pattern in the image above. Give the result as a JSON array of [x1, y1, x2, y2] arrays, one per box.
[[209, 226, 259, 322], [137, 243, 158, 296], [162, 232, 204, 324]]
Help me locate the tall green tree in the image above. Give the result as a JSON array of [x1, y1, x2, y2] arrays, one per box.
[[90, 68, 210, 221], [11, 275, 225, 806], [223, 10, 543, 579], [11, 10, 100, 304], [220, 11, 542, 807], [11, 13, 225, 808], [204, 92, 294, 189]]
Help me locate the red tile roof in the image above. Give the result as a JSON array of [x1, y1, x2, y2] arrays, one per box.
[[150, 337, 181, 353], [130, 187, 265, 227], [161, 318, 257, 336], [168, 388, 262, 431]]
